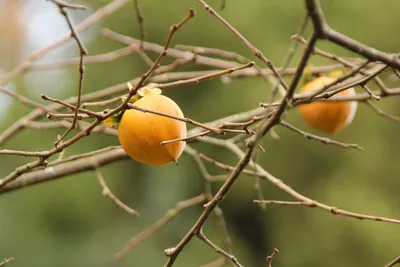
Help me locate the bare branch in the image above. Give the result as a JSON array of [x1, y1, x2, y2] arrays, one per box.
[[0, 87, 52, 111], [41, 94, 100, 118], [253, 199, 400, 224], [50, 0, 88, 145], [95, 167, 139, 216], [0, 258, 14, 267], [0, 149, 48, 158], [364, 100, 400, 124], [49, 0, 87, 10], [196, 0, 288, 90], [31, 44, 139, 69], [269, 13, 309, 102], [292, 34, 390, 94], [156, 62, 255, 90], [185, 145, 233, 261], [279, 121, 363, 150], [304, 60, 371, 101], [0, 148, 128, 194], [384, 256, 400, 267], [266, 248, 280, 267], [197, 229, 243, 267], [127, 103, 223, 135], [133, 0, 146, 47], [305, 0, 400, 69]]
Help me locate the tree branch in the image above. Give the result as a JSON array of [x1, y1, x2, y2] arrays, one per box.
[[305, 0, 400, 69]]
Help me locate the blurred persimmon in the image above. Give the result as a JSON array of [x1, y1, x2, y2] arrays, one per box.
[[298, 71, 357, 133]]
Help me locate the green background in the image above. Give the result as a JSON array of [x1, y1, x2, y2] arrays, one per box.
[[0, 0, 399, 266]]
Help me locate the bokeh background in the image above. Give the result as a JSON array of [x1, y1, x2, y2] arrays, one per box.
[[0, 0, 399, 266]]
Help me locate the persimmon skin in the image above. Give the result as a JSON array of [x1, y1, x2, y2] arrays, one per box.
[[118, 95, 186, 166], [298, 76, 357, 133]]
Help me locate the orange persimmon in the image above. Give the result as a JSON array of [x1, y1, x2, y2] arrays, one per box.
[[298, 75, 357, 133], [116, 87, 186, 166]]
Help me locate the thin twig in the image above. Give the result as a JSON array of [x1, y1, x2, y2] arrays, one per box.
[[31, 44, 139, 69], [46, 113, 91, 120], [161, 99, 266, 146], [364, 100, 400, 123], [24, 120, 117, 136], [305, 0, 400, 69], [266, 248, 279, 267], [157, 62, 255, 90], [0, 149, 48, 158], [269, 13, 309, 106], [50, 0, 87, 54], [81, 96, 121, 108], [95, 167, 139, 216], [0, 258, 13, 267], [253, 199, 400, 223], [279, 121, 363, 150], [56, 135, 66, 161], [50, 0, 88, 146], [254, 200, 317, 206], [127, 103, 223, 134], [185, 146, 233, 263], [102, 8, 196, 122], [197, 229, 244, 267], [102, 29, 357, 77], [133, 0, 146, 47], [0, 159, 46, 188], [82, 61, 253, 109], [0, 87, 52, 111], [384, 256, 400, 267], [304, 60, 371, 101], [392, 68, 400, 80], [294, 87, 400, 103], [50, 0, 87, 10], [49, 146, 121, 167], [292, 34, 390, 94], [199, 153, 269, 182], [41, 94, 100, 118], [361, 84, 381, 100], [137, 47, 154, 67], [155, 57, 196, 74], [196, 0, 288, 90], [318, 65, 388, 99], [175, 44, 249, 63], [250, 150, 266, 211]]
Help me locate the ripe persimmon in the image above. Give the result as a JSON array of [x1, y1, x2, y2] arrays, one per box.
[[106, 86, 186, 166], [298, 73, 357, 133]]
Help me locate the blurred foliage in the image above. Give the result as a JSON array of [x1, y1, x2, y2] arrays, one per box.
[[0, 0, 399, 266]]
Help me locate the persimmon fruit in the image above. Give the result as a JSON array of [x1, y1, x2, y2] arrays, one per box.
[[298, 75, 357, 133], [117, 88, 186, 166]]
